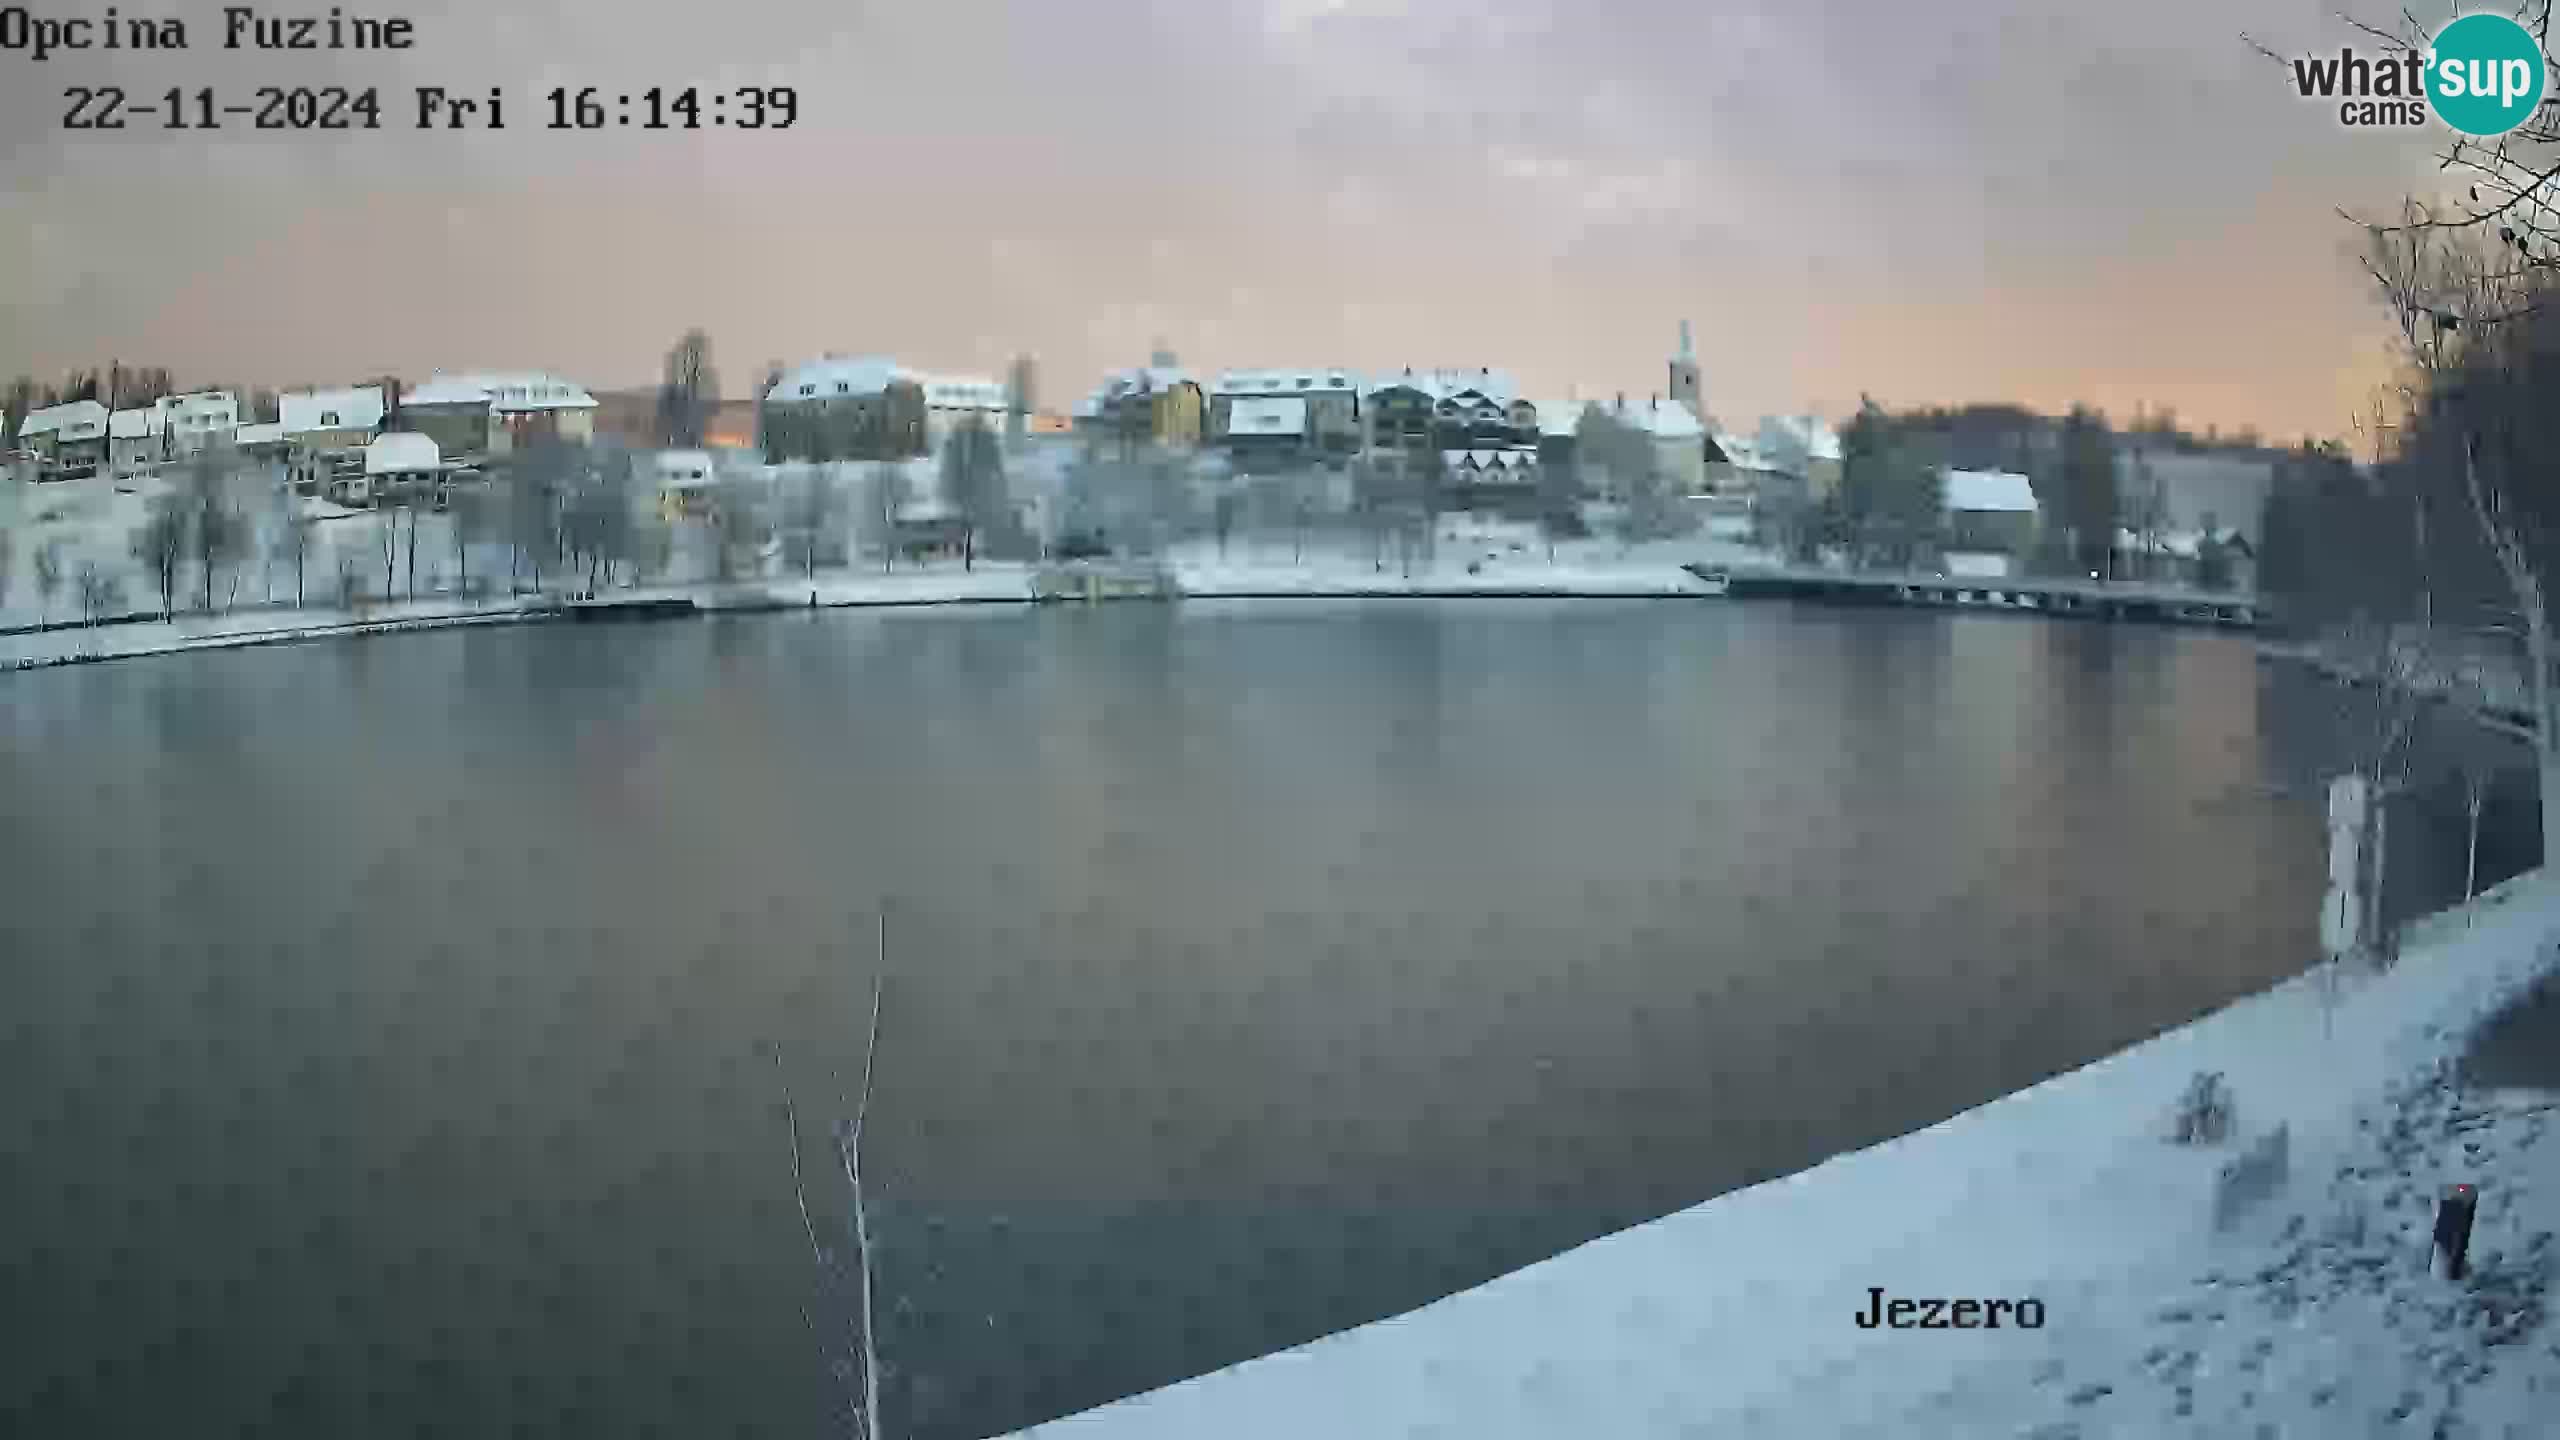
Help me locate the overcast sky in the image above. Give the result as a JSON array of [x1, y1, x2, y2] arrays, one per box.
[[0, 0, 2452, 438]]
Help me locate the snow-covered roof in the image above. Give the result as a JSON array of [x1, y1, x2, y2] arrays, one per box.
[[768, 354, 918, 404], [21, 399, 108, 439], [404, 373, 597, 412], [1362, 368, 1525, 407], [1709, 430, 1779, 471], [153, 391, 236, 418], [109, 408, 164, 440], [894, 497, 959, 524], [1441, 448, 1536, 469], [1534, 400, 1588, 436], [1942, 468, 2038, 514], [232, 422, 286, 448], [1596, 397, 1705, 441], [365, 431, 442, 475], [1758, 413, 1843, 463], [281, 386, 386, 434], [1213, 369, 1362, 395], [918, 375, 1006, 410], [1099, 365, 1199, 397], [1228, 396, 1308, 437]]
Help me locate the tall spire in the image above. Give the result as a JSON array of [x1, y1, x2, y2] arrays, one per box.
[[1668, 319, 1703, 421]]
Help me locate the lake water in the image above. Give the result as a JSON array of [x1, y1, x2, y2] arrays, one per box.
[[0, 601, 2407, 1437]]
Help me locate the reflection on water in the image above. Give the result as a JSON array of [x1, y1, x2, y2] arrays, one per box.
[[4, 603, 2332, 1437]]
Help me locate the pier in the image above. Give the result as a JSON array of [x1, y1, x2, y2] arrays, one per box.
[[1689, 564, 2259, 629]]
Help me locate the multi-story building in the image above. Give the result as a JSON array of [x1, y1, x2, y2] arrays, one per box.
[[1209, 369, 1364, 461], [153, 390, 240, 454], [280, 386, 387, 496], [17, 400, 109, 479], [109, 408, 165, 477], [917, 375, 1009, 449], [1363, 369, 1544, 452], [761, 354, 932, 462], [395, 373, 597, 462], [1082, 358, 1206, 450]]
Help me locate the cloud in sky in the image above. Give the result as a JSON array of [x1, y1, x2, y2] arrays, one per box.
[[0, 0, 2449, 436]]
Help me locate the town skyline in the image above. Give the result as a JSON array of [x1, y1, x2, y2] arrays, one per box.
[[2, 0, 2442, 442]]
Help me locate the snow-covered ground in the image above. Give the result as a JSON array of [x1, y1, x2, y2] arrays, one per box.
[[999, 878, 2560, 1440], [2, 482, 1773, 668]]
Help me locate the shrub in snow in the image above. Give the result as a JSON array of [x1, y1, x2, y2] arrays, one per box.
[[2167, 1070, 2236, 1145]]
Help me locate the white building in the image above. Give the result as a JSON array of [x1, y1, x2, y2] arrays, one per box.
[[152, 390, 239, 453], [280, 386, 387, 495], [280, 386, 387, 437], [108, 408, 166, 476], [652, 448, 722, 519], [347, 431, 449, 507], [916, 374, 1008, 448], [1940, 468, 2040, 576], [1595, 395, 1708, 498], [18, 400, 110, 478]]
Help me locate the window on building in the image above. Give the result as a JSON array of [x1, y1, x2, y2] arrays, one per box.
[[320, 412, 339, 427]]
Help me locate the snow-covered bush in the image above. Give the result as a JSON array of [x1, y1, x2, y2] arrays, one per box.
[[2166, 1070, 2236, 1145]]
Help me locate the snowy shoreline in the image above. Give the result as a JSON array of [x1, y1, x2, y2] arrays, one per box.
[[1, 558, 1723, 672], [999, 876, 2560, 1439]]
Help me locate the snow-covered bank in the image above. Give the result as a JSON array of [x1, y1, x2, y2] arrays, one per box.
[[0, 537, 1762, 670], [1001, 879, 2560, 1440]]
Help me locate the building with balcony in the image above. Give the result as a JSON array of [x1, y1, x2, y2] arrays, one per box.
[[280, 385, 387, 496]]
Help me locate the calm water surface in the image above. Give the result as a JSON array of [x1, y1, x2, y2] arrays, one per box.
[[3, 602, 2332, 1438]]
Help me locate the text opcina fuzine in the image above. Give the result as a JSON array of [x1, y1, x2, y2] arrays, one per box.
[[1, 7, 418, 63], [1854, 1287, 2046, 1329]]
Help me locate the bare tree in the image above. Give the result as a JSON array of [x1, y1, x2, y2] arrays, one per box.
[[863, 462, 907, 574], [709, 470, 772, 584], [776, 945, 893, 1440], [2, 375, 36, 447], [32, 540, 63, 626], [176, 447, 250, 614], [2363, 219, 2560, 847], [781, 464, 847, 581], [448, 480, 497, 598], [561, 452, 638, 596], [131, 497, 187, 620], [270, 493, 313, 608], [941, 415, 1008, 570], [335, 542, 365, 611], [507, 439, 573, 592], [2248, 5, 2560, 274], [73, 559, 120, 633], [658, 329, 719, 449]]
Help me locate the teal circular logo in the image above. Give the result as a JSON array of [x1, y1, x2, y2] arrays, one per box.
[[2426, 13, 2548, 136]]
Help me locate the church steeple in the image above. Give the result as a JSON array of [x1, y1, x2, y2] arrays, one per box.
[[1668, 319, 1702, 420]]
